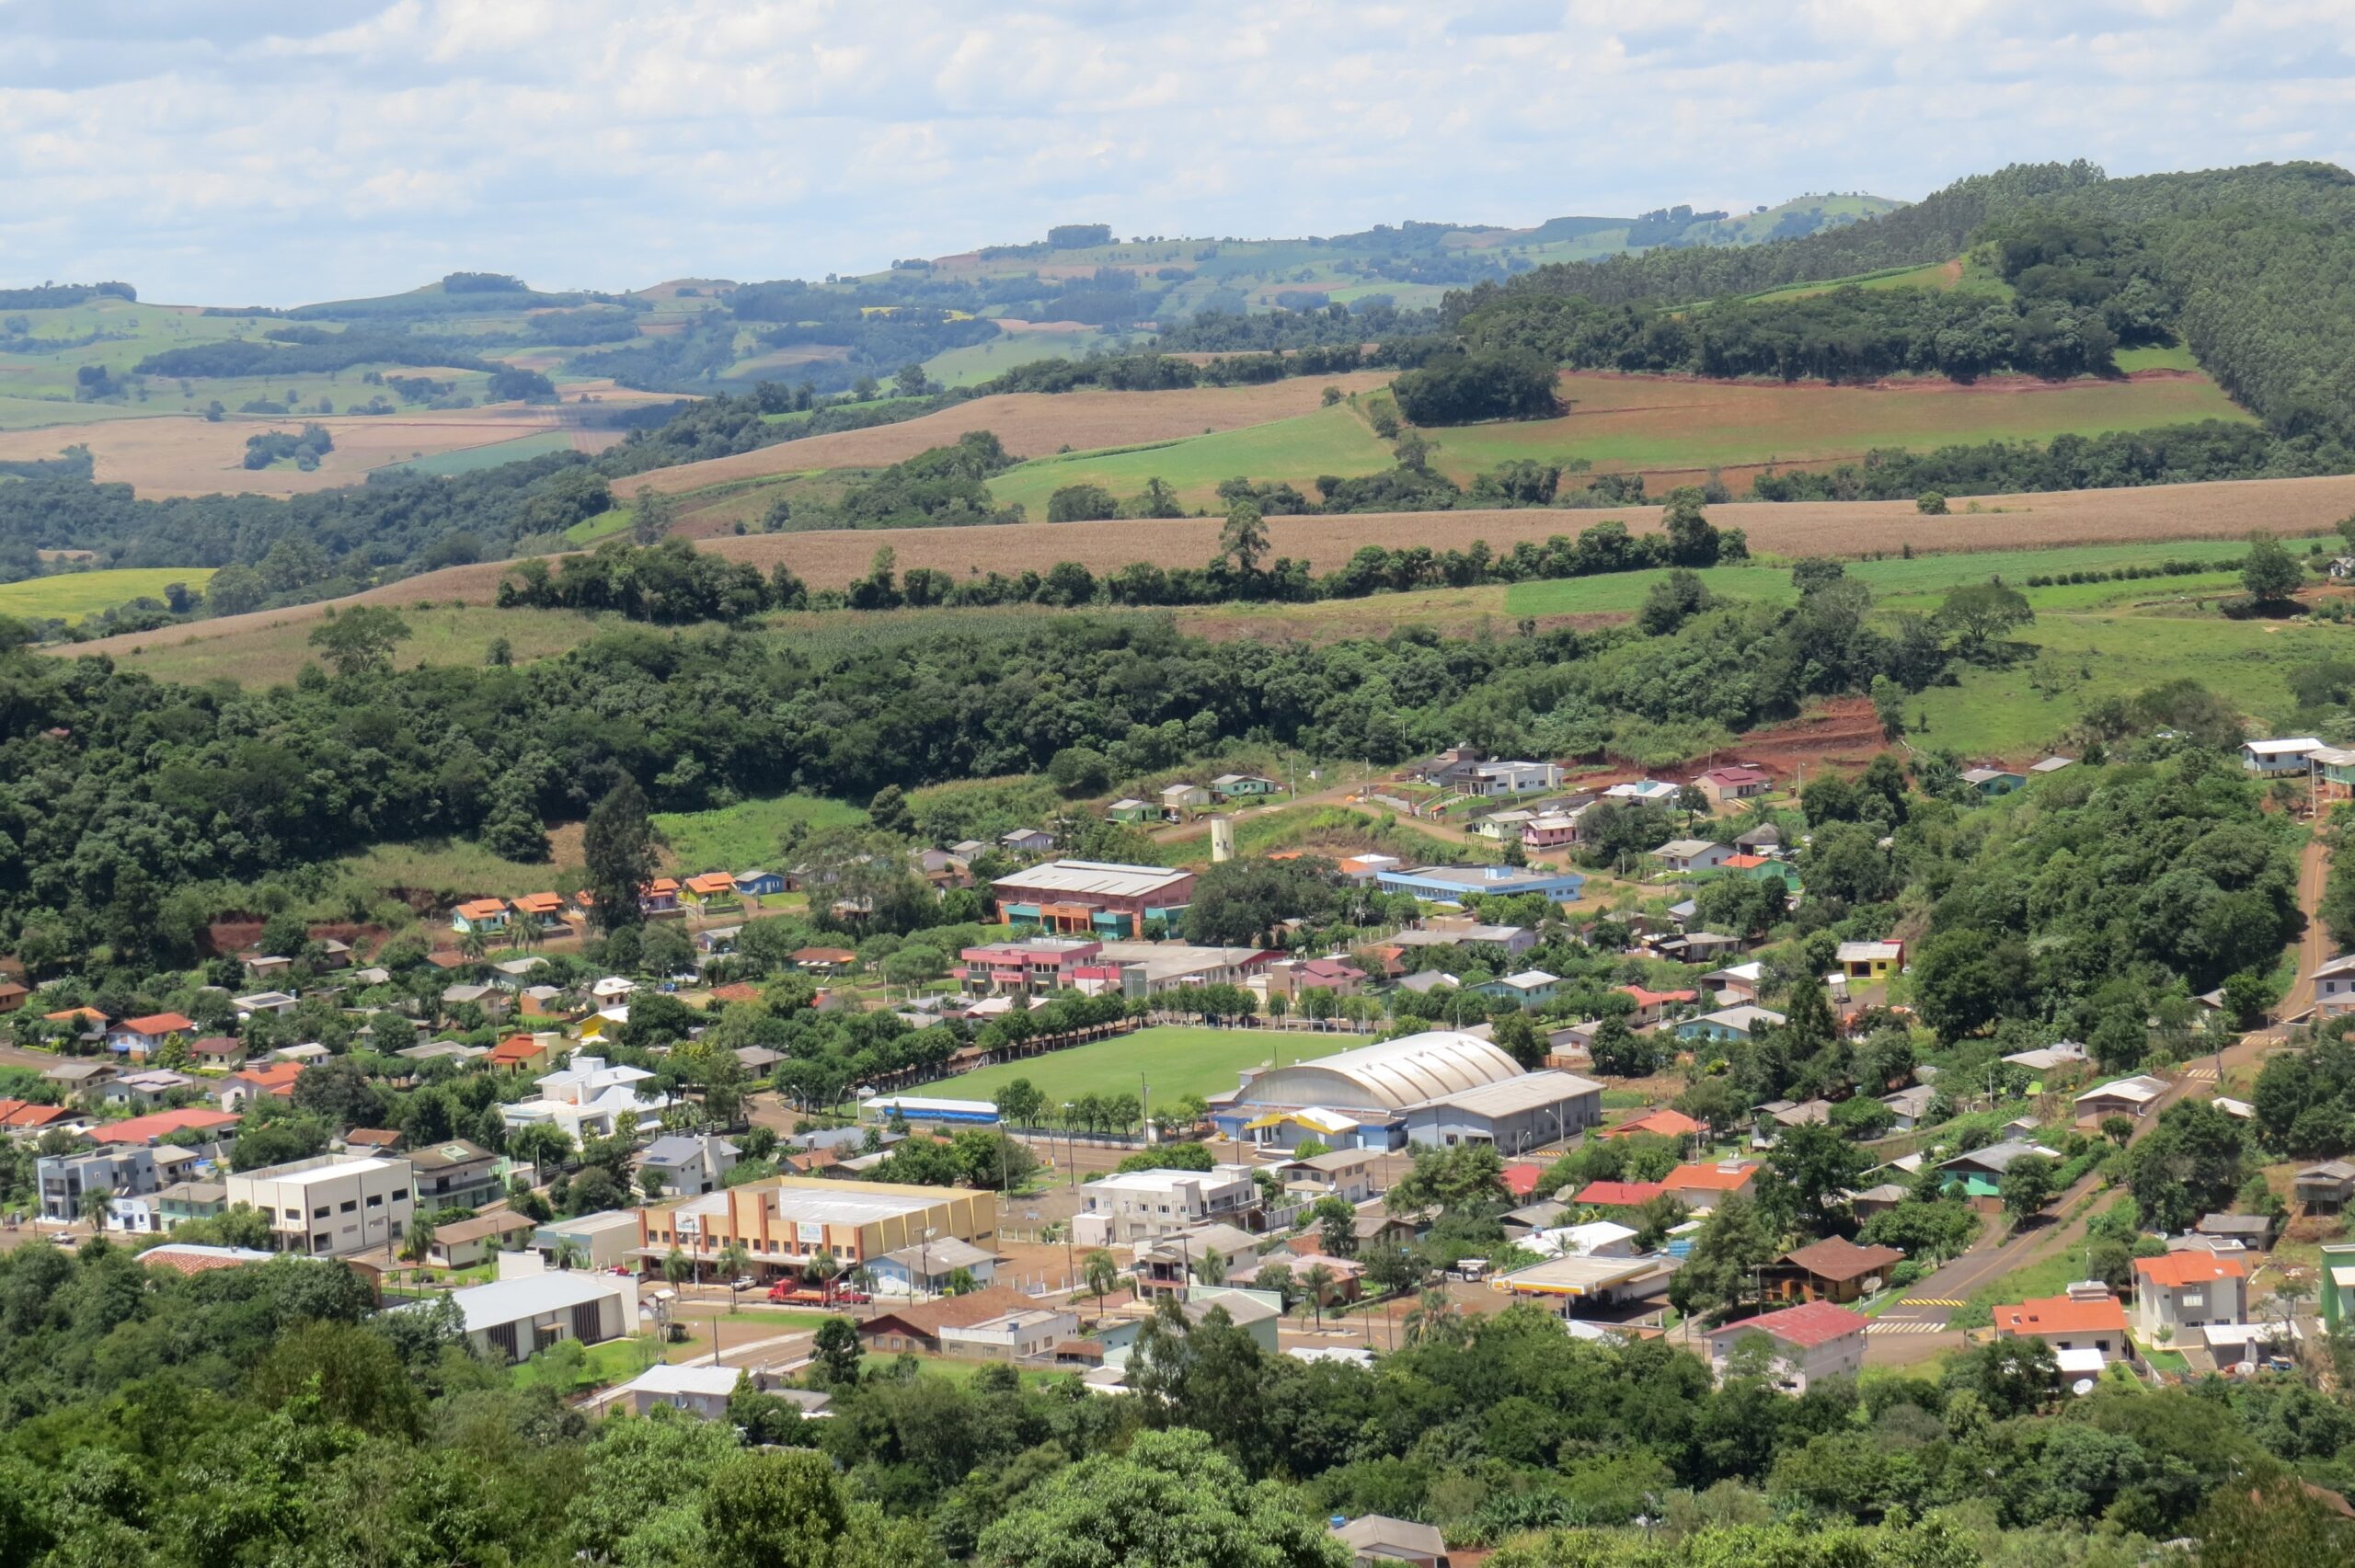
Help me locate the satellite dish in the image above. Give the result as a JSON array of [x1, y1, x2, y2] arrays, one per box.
[[2071, 1378, 2096, 1397]]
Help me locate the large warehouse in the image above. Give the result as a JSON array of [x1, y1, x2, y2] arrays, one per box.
[[1211, 1031, 1603, 1153]]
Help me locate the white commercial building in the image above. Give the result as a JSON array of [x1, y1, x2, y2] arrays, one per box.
[[226, 1154, 415, 1256], [1073, 1163, 1261, 1247], [442, 1261, 640, 1363]]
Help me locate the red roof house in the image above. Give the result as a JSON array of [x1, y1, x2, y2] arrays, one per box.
[[90, 1107, 241, 1146], [1575, 1180, 1668, 1208]]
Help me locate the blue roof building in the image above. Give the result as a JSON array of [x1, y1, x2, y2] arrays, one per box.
[[1374, 864, 1585, 904]]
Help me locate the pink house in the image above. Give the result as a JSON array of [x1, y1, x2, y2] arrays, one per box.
[[958, 937, 1106, 995]]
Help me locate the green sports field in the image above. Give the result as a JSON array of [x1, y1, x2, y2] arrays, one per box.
[[985, 404, 1392, 515], [0, 567, 217, 624], [943, 1024, 1330, 1109]]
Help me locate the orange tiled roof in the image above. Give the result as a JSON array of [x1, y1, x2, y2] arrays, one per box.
[[454, 898, 508, 921], [2135, 1252, 2246, 1287], [1601, 1108, 1701, 1139], [684, 872, 736, 895], [121, 1013, 196, 1036], [512, 892, 565, 914], [47, 1007, 109, 1024], [644, 878, 680, 896], [488, 1036, 546, 1064], [1997, 1294, 2128, 1335], [91, 1107, 240, 1144], [1666, 1161, 1757, 1192], [233, 1062, 304, 1094], [0, 1099, 75, 1128]]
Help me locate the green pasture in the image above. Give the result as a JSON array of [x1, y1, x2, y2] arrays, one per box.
[[943, 1024, 1311, 1109], [379, 429, 575, 477], [112, 603, 598, 688], [653, 794, 868, 872], [0, 567, 217, 624], [921, 327, 1111, 388], [986, 404, 1391, 515]]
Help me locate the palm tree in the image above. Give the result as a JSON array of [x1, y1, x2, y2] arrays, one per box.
[[662, 1246, 693, 1287], [1302, 1263, 1337, 1327], [1193, 1248, 1227, 1288], [79, 1185, 112, 1236], [1082, 1248, 1121, 1317], [458, 927, 489, 963], [1403, 1288, 1463, 1349], [846, 1265, 877, 1319], [400, 1218, 437, 1268], [512, 917, 543, 956], [551, 1238, 588, 1273], [805, 1250, 840, 1303], [717, 1241, 753, 1310]]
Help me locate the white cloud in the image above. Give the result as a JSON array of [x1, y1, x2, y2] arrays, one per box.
[[0, 0, 2348, 302]]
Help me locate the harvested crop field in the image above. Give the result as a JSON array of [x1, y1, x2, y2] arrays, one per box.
[[1421, 368, 2254, 496], [0, 406, 563, 498], [625, 373, 1396, 494], [60, 473, 2355, 675]]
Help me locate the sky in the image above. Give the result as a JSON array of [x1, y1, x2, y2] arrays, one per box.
[[2, 0, 2352, 305]]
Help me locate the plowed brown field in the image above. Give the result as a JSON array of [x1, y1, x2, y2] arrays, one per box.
[[625, 373, 1396, 494], [63, 472, 2355, 673]]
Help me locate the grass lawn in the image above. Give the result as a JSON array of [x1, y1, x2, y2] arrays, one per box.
[[946, 1024, 1306, 1108], [333, 836, 570, 902], [378, 429, 575, 477], [653, 794, 867, 871], [892, 1354, 1077, 1388], [1, 567, 218, 624], [922, 327, 1109, 389], [986, 403, 1392, 516]]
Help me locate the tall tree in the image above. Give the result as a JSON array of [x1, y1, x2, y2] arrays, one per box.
[[583, 778, 658, 933]]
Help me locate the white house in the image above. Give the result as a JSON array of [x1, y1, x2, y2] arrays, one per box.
[[2074, 1074, 2170, 1122], [2241, 738, 2324, 776], [2133, 1251, 2247, 1340], [2314, 954, 2355, 1020], [616, 1364, 833, 1420], [1702, 1300, 1867, 1394], [1651, 839, 1731, 875], [500, 1056, 672, 1142]]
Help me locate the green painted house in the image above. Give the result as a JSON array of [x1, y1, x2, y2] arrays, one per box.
[[1106, 798, 1157, 824], [2323, 1241, 2355, 1334]]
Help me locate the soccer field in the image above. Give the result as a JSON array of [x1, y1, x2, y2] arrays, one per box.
[[944, 1024, 1342, 1109]]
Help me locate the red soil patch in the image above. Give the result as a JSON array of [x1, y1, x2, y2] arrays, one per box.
[[1693, 698, 1890, 780]]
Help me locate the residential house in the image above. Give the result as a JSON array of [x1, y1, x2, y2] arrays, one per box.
[[1936, 1138, 2062, 1190], [2074, 1074, 2170, 1122], [1390, 917, 1536, 955], [1615, 984, 1699, 1026], [1605, 779, 1680, 805], [1264, 955, 1369, 1001], [155, 1180, 227, 1228], [1664, 1161, 1760, 1210], [637, 878, 681, 916], [1702, 1299, 1868, 1392], [501, 1057, 672, 1143], [2313, 954, 2355, 1020], [732, 869, 787, 897], [188, 1036, 246, 1070], [107, 1013, 196, 1061], [102, 1070, 197, 1110], [1157, 783, 1211, 815], [1651, 839, 1731, 875], [2133, 1251, 2246, 1339], [442, 1265, 639, 1363], [2194, 1212, 2277, 1251], [1732, 822, 1785, 855], [1768, 1238, 1905, 1304], [410, 1139, 504, 1211], [1471, 969, 1562, 1007], [450, 898, 510, 935], [1598, 1107, 1701, 1143], [2241, 737, 2324, 776], [2315, 747, 2355, 805], [1960, 767, 2026, 797], [637, 1134, 740, 1196], [678, 872, 736, 910], [1105, 798, 1157, 824], [1211, 773, 1282, 799], [1522, 811, 1585, 851], [215, 1061, 303, 1112], [1270, 1148, 1384, 1206], [529, 1208, 646, 1270], [1996, 1286, 2132, 1364], [1754, 1099, 1832, 1143], [507, 892, 568, 933], [441, 984, 510, 1021], [867, 1235, 1001, 1297], [1133, 1222, 1261, 1298], [857, 1285, 1039, 1355], [0, 981, 26, 1014], [488, 1034, 559, 1076], [37, 1146, 156, 1221], [1000, 827, 1057, 856], [1073, 1165, 1261, 1247], [88, 1107, 240, 1148], [1574, 1179, 1667, 1209], [1416, 747, 1564, 797], [226, 1154, 416, 1256], [2321, 1241, 2355, 1334], [1881, 1084, 1940, 1131], [937, 1304, 1080, 1363], [0, 1098, 82, 1134], [2029, 755, 2076, 777], [1468, 808, 1534, 841], [1834, 940, 1904, 979], [43, 1059, 115, 1093], [1693, 764, 1772, 807], [617, 1365, 829, 1421], [2003, 1041, 2090, 1075], [1676, 1005, 1786, 1045], [2295, 1161, 2355, 1213], [1702, 961, 1765, 1004], [426, 1210, 537, 1268]]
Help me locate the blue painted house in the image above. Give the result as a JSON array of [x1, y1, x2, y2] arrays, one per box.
[[1674, 1004, 1786, 1045], [733, 870, 787, 897]]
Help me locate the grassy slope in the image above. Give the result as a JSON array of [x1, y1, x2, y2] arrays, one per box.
[[942, 1024, 1299, 1107], [109, 604, 596, 687], [653, 795, 867, 870], [0, 567, 219, 624], [986, 404, 1392, 514], [380, 429, 575, 477], [1423, 371, 2254, 481], [922, 328, 1109, 389]]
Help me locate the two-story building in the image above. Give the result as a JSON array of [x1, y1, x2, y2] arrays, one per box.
[[38, 1146, 157, 1222], [957, 936, 1108, 996], [989, 861, 1198, 939], [1073, 1164, 1262, 1247], [1701, 1299, 1867, 1393], [409, 1139, 504, 1212], [2133, 1251, 2246, 1340], [227, 1154, 415, 1256]]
